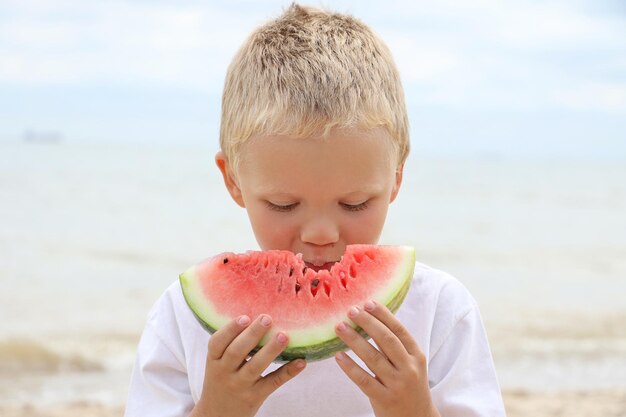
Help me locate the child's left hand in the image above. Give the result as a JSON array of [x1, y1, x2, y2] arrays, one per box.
[[334, 300, 440, 417]]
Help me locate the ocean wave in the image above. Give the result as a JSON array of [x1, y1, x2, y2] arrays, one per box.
[[42, 244, 190, 268], [489, 312, 626, 362], [491, 311, 626, 339], [0, 339, 103, 374]]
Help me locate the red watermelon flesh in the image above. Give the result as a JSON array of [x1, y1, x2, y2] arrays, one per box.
[[180, 244, 415, 361]]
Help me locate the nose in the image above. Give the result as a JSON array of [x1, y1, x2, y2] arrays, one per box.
[[300, 216, 339, 247]]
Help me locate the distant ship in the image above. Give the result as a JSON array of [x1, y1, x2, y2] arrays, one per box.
[[22, 130, 63, 144]]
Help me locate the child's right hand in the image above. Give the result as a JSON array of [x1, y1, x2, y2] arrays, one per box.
[[190, 314, 306, 417]]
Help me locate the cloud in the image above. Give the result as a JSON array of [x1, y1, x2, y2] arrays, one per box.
[[372, 1, 626, 112], [1, 0, 625, 114], [0, 0, 258, 90], [373, 0, 624, 48]]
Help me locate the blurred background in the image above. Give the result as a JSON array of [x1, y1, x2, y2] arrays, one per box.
[[1, 0, 625, 416]]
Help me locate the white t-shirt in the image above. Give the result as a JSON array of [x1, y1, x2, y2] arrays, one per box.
[[125, 261, 506, 417]]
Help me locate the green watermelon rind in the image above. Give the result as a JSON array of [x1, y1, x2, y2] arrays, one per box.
[[179, 246, 416, 362], [276, 268, 414, 362]]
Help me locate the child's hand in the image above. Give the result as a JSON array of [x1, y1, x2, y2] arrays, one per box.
[[334, 301, 440, 417], [191, 314, 306, 417]]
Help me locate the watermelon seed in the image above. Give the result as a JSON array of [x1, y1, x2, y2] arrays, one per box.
[[311, 279, 320, 297], [323, 281, 331, 297], [349, 264, 357, 278], [295, 282, 301, 293], [275, 264, 280, 274], [302, 266, 308, 275], [223, 258, 229, 264], [289, 267, 294, 277], [278, 274, 284, 293], [339, 271, 348, 288]]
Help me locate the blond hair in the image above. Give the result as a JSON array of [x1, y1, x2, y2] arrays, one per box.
[[220, 3, 409, 171]]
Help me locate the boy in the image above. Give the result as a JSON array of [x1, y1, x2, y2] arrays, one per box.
[[125, 4, 505, 417]]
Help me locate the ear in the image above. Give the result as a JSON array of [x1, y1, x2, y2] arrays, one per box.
[[215, 151, 245, 208], [389, 163, 404, 203]]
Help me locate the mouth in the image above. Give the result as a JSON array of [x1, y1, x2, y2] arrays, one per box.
[[304, 261, 338, 272]]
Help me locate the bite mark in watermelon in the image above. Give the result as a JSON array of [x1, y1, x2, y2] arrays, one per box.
[[179, 244, 415, 361]]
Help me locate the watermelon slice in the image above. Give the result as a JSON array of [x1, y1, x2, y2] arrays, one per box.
[[179, 244, 415, 361]]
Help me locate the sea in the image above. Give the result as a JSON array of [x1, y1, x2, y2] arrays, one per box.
[[1, 142, 625, 407]]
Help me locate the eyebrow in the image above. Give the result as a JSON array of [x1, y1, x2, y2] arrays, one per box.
[[255, 184, 387, 197]]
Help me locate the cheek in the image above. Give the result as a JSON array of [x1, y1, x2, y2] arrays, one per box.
[[247, 206, 297, 248], [343, 205, 389, 242]]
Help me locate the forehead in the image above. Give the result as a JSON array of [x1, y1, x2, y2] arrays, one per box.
[[237, 128, 397, 194]]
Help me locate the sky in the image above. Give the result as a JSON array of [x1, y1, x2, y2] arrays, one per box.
[[1, 0, 625, 160]]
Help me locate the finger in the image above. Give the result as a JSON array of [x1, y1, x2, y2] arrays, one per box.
[[208, 315, 251, 360], [335, 320, 394, 380], [347, 304, 409, 368], [335, 351, 385, 398], [222, 314, 273, 368], [362, 300, 421, 357], [256, 359, 307, 398], [241, 331, 290, 381]]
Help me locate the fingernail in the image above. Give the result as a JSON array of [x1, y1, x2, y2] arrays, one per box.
[[238, 315, 250, 326], [276, 332, 287, 344], [337, 321, 347, 333], [348, 306, 360, 318], [295, 359, 306, 369], [260, 315, 272, 327], [335, 351, 346, 361], [364, 300, 375, 311]]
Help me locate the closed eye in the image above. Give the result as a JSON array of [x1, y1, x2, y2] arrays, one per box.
[[266, 201, 299, 212], [340, 201, 369, 212]]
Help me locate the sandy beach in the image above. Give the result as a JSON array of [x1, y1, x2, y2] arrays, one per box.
[[503, 390, 626, 417], [1, 390, 625, 417]]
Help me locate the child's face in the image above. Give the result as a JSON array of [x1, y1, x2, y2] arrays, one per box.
[[216, 128, 403, 271]]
